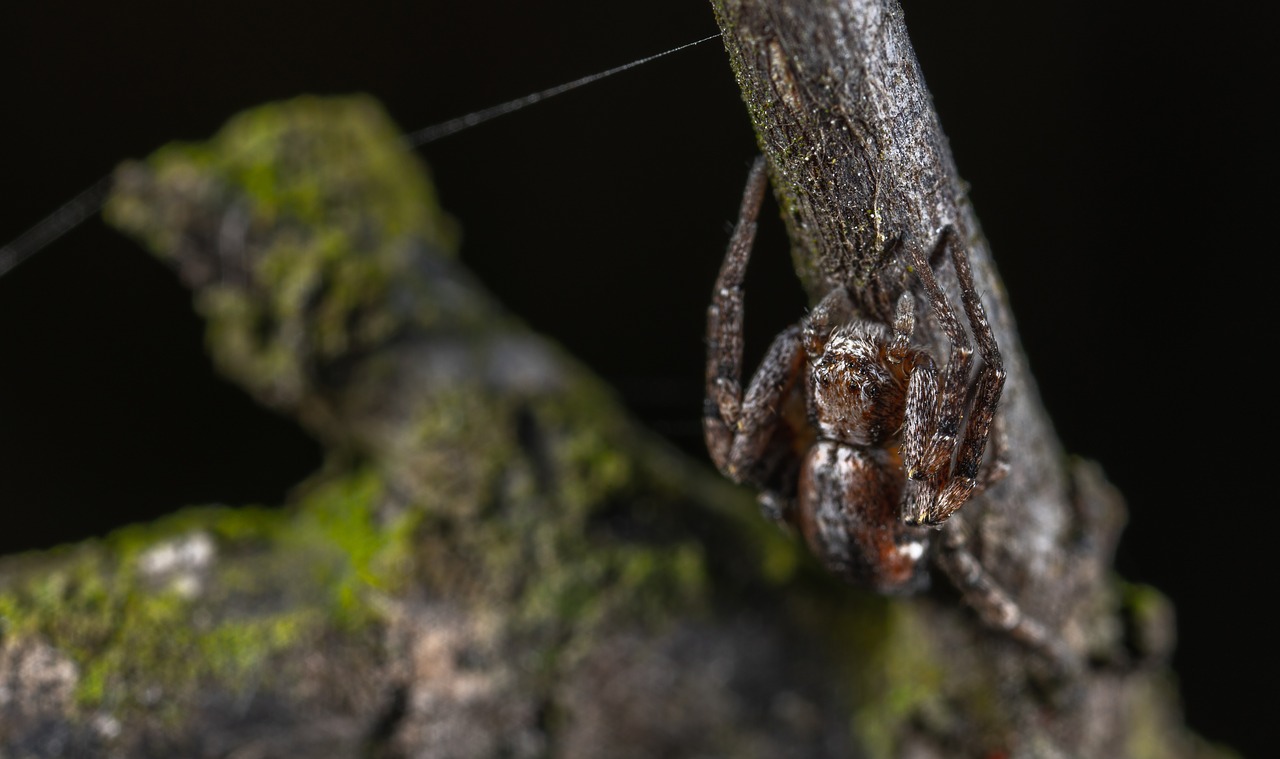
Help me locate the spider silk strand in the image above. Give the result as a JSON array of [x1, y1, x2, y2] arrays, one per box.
[[404, 33, 722, 147], [0, 176, 113, 278], [0, 32, 723, 279]]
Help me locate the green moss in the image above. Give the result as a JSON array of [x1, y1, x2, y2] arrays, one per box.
[[540, 402, 711, 621], [142, 95, 455, 249], [0, 468, 418, 716], [1123, 582, 1170, 625], [285, 468, 420, 628], [840, 599, 978, 759], [0, 513, 310, 711], [104, 96, 462, 410], [1117, 580, 1177, 663], [195, 610, 320, 684], [0, 547, 119, 661], [379, 357, 717, 651], [1122, 673, 1242, 759], [109, 505, 286, 557]]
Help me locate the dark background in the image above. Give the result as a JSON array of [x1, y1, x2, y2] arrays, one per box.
[[1, 2, 1269, 755]]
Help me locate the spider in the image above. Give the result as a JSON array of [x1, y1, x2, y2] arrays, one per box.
[[705, 157, 1071, 667]]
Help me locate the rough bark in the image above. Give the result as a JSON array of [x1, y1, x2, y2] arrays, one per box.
[[0, 11, 1234, 758]]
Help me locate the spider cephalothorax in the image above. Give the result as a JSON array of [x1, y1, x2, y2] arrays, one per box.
[[706, 158, 1069, 665], [807, 323, 912, 447]]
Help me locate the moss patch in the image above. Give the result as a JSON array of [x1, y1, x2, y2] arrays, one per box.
[[0, 469, 410, 717], [104, 95, 460, 414]]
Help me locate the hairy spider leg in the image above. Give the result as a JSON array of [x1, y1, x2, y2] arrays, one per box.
[[886, 291, 916, 363], [969, 413, 1011, 496], [894, 311, 939, 491], [947, 233, 1010, 500], [728, 327, 806, 482], [704, 157, 808, 507], [901, 230, 975, 524], [704, 156, 770, 468], [922, 229, 1008, 523], [886, 291, 946, 477]]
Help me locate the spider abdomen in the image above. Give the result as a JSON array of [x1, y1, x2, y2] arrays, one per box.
[[795, 441, 930, 594]]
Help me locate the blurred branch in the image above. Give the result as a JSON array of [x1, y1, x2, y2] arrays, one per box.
[[0, 95, 843, 759]]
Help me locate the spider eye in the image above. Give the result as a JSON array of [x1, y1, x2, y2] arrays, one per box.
[[864, 384, 879, 398]]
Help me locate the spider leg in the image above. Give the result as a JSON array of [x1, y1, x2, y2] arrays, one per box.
[[902, 227, 1010, 524], [901, 230, 973, 524], [898, 349, 938, 482], [713, 324, 806, 526], [950, 228, 1002, 371], [910, 232, 974, 480], [704, 157, 808, 496], [883, 289, 943, 489], [740, 340, 809, 527], [934, 514, 1079, 674], [705, 156, 770, 458], [929, 230, 1008, 521], [970, 413, 1010, 497], [705, 157, 769, 470], [722, 325, 806, 481], [886, 291, 916, 363]]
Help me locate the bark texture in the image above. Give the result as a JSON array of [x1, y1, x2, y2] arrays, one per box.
[[0, 9, 1235, 757]]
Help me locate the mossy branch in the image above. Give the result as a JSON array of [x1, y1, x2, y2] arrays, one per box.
[[1, 95, 850, 759]]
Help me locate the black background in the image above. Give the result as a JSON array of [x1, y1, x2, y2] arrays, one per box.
[[1, 2, 1270, 755]]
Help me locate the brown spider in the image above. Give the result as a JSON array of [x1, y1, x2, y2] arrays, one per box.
[[705, 157, 1070, 666]]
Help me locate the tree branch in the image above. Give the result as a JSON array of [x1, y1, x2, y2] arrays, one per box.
[[0, 95, 842, 758], [710, 0, 1232, 756]]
